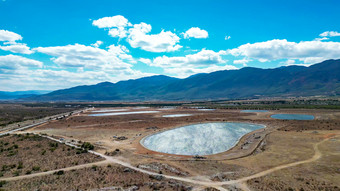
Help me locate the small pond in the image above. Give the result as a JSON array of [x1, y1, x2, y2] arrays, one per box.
[[271, 114, 314, 120]]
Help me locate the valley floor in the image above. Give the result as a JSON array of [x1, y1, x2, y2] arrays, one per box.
[[0, 106, 339, 191]]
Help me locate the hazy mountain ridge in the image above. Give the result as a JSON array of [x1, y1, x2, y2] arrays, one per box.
[[22, 59, 340, 101], [0, 90, 51, 100]]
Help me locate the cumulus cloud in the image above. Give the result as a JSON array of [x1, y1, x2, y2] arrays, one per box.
[[233, 58, 250, 66], [0, 43, 33, 54], [1, 67, 155, 91], [228, 39, 340, 64], [91, 40, 103, 48], [34, 43, 134, 69], [92, 15, 131, 28], [225, 36, 231, 40], [127, 22, 181, 52], [92, 15, 132, 38], [319, 31, 340, 37], [138, 58, 152, 64], [148, 49, 236, 77], [0, 30, 34, 54], [183, 27, 208, 39], [0, 30, 22, 42], [0, 54, 42, 73], [93, 16, 182, 52], [2, 44, 154, 90]]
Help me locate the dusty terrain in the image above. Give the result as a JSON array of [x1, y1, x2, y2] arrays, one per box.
[[0, 133, 103, 178], [0, 106, 339, 190]]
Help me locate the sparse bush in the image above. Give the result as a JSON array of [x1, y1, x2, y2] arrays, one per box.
[[81, 142, 94, 150], [41, 150, 46, 155], [25, 170, 31, 175], [49, 142, 58, 148], [12, 170, 20, 176], [17, 162, 23, 169], [91, 165, 97, 171], [54, 170, 64, 175], [32, 166, 40, 171], [0, 180, 7, 187]]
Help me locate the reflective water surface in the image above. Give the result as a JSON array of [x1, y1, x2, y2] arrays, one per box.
[[271, 114, 314, 120], [162, 114, 193, 117], [241, 110, 268, 113], [89, 111, 159, 116], [141, 122, 265, 155]]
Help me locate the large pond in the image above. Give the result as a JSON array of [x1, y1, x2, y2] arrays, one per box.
[[141, 122, 265, 155], [271, 114, 314, 120], [89, 111, 159, 116], [241, 110, 268, 113]]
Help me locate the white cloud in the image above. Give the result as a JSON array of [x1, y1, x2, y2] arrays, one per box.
[[0, 30, 22, 42], [93, 16, 182, 52], [127, 22, 182, 52], [91, 40, 103, 48], [0, 67, 155, 91], [0, 30, 34, 54], [0, 43, 33, 54], [93, 15, 131, 39], [319, 31, 340, 37], [314, 37, 329, 41], [225, 36, 231, 40], [127, 23, 182, 52], [138, 58, 152, 64], [92, 15, 131, 28], [183, 27, 208, 39], [34, 43, 134, 69], [0, 54, 42, 73], [149, 49, 237, 77], [228, 39, 340, 64], [108, 27, 128, 38], [233, 58, 250, 66]]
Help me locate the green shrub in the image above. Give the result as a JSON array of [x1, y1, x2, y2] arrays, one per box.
[[0, 181, 7, 187], [17, 162, 23, 169], [81, 142, 94, 150], [12, 171, 20, 176], [54, 170, 64, 175], [32, 166, 40, 171]]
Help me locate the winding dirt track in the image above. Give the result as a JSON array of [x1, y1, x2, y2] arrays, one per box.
[[1, 133, 337, 191]]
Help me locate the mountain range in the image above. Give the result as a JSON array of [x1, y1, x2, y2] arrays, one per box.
[[17, 59, 340, 101], [0, 90, 50, 100]]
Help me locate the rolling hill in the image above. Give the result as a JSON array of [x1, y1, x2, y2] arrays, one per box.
[[23, 59, 340, 101]]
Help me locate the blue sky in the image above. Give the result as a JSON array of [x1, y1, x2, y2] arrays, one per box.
[[1, 0, 340, 91]]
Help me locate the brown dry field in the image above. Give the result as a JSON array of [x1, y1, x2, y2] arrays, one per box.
[[0, 133, 103, 178], [5, 107, 340, 190]]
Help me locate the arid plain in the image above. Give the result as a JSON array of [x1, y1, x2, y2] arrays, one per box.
[[1, 104, 339, 191]]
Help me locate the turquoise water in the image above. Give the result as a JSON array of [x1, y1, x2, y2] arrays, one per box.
[[271, 114, 314, 120], [141, 122, 265, 155], [241, 110, 268, 113]]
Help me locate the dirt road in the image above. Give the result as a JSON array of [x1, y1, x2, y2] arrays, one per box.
[[1, 133, 337, 191]]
